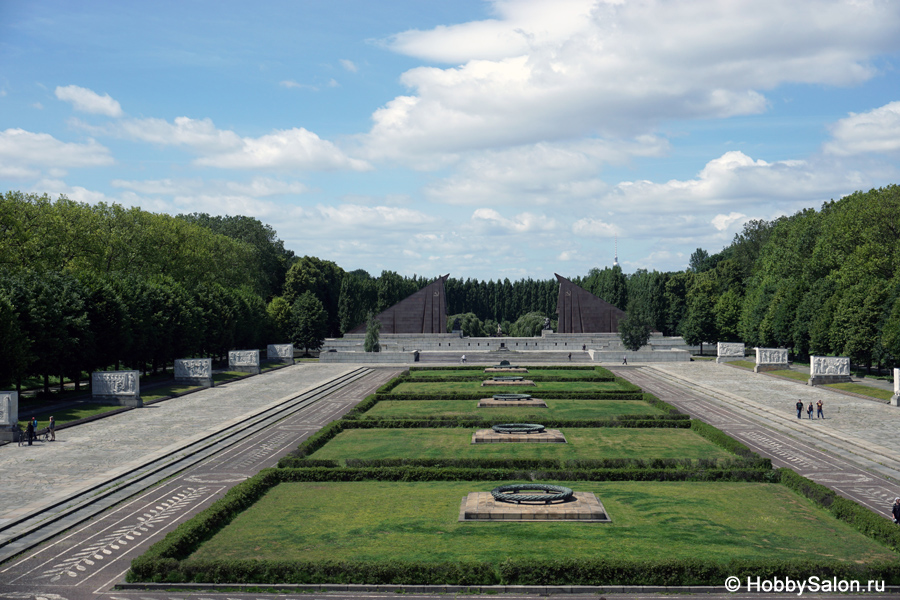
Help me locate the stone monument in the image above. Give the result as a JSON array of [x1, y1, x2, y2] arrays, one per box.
[[754, 347, 789, 373], [174, 358, 213, 387], [808, 356, 852, 386], [229, 349, 260, 374], [0, 391, 18, 442], [891, 368, 899, 407], [716, 342, 745, 363], [91, 370, 142, 407], [267, 344, 294, 365]]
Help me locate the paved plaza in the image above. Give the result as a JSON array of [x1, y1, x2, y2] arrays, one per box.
[[0, 363, 356, 526], [645, 361, 900, 482]]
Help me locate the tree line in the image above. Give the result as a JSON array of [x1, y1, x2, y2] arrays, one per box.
[[4, 185, 898, 394]]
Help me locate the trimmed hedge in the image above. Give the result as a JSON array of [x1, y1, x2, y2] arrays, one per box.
[[375, 391, 645, 401], [780, 468, 900, 552], [690, 419, 759, 459], [643, 393, 685, 415]]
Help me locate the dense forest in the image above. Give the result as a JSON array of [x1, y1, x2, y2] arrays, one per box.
[[2, 185, 899, 393]]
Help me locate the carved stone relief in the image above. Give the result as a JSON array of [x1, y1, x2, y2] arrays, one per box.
[[267, 344, 293, 359], [92, 371, 139, 396], [229, 350, 259, 367], [810, 356, 850, 377], [175, 358, 212, 379], [717, 342, 745, 358], [0, 391, 17, 426], [755, 347, 788, 366]]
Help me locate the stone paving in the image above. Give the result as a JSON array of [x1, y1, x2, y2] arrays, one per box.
[[0, 363, 355, 525], [644, 361, 900, 481]]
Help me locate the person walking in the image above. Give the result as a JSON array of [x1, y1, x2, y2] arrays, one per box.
[[796, 399, 804, 419], [567, 352, 572, 361], [30, 416, 37, 433], [622, 355, 628, 365], [816, 399, 824, 419], [460, 354, 466, 364], [48, 416, 56, 441], [893, 497, 900, 524], [807, 401, 814, 419], [25, 420, 34, 446]]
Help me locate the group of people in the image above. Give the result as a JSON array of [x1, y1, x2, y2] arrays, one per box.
[[23, 415, 55, 445], [795, 399, 824, 419]]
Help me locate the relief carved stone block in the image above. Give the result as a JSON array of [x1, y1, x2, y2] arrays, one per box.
[[0, 391, 18, 428], [229, 349, 260, 374], [716, 342, 745, 363], [175, 358, 213, 386], [808, 356, 852, 386], [91, 370, 142, 407], [267, 344, 294, 363]]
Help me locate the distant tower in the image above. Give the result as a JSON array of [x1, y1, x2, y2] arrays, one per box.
[[613, 235, 619, 267]]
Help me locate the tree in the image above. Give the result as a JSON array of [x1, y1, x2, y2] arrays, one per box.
[[267, 296, 293, 342], [291, 291, 328, 355], [364, 311, 381, 352], [618, 299, 653, 351], [689, 248, 711, 273], [283, 256, 344, 337], [681, 277, 717, 353]]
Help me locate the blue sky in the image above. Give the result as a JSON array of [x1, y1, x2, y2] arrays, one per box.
[[2, 0, 900, 281]]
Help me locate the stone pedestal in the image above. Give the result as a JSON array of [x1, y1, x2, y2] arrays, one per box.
[[229, 350, 260, 374], [472, 428, 566, 443], [267, 344, 294, 365], [477, 398, 547, 408], [0, 391, 19, 442], [459, 492, 610, 521], [91, 371, 142, 407], [174, 358, 213, 388], [484, 367, 529, 373]]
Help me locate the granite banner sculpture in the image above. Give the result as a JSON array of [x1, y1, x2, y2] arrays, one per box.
[[716, 342, 745, 363], [229, 349, 260, 374], [91, 370, 142, 407], [267, 344, 294, 364], [808, 356, 851, 385], [754, 347, 789, 372], [174, 358, 213, 386]]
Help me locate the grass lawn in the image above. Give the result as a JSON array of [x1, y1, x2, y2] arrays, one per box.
[[363, 399, 663, 421], [768, 369, 809, 382], [390, 380, 628, 394], [825, 382, 894, 401], [141, 383, 200, 402], [409, 368, 609, 379], [213, 370, 249, 384], [727, 360, 756, 369], [189, 481, 896, 564], [19, 402, 125, 429], [310, 428, 733, 463]]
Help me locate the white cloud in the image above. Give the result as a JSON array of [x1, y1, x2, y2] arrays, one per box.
[[194, 128, 371, 171], [0, 129, 114, 174], [469, 208, 560, 233], [363, 0, 900, 161], [572, 218, 621, 238], [110, 177, 308, 198], [711, 212, 747, 231], [79, 116, 369, 172], [824, 101, 900, 156], [339, 59, 358, 73], [55, 85, 123, 117]]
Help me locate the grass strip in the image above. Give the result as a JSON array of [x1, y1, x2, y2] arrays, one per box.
[[824, 383, 894, 401]]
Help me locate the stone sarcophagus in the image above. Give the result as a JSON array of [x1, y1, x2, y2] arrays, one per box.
[[716, 342, 745, 363], [0, 391, 18, 442], [754, 347, 789, 373], [92, 370, 142, 407], [267, 344, 294, 364], [229, 349, 260, 374], [174, 358, 213, 387], [808, 356, 851, 386]]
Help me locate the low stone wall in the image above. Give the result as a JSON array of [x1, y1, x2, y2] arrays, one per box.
[[589, 350, 690, 362], [318, 351, 419, 364]]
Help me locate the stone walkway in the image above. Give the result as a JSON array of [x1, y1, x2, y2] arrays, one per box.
[[642, 361, 900, 482], [0, 363, 355, 525]]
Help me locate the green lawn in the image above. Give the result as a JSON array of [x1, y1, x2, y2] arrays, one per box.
[[390, 380, 627, 394], [141, 383, 201, 402], [768, 369, 809, 382], [409, 368, 609, 379], [363, 399, 663, 420], [727, 360, 756, 369], [189, 481, 896, 564], [825, 382, 894, 401], [310, 428, 733, 463], [19, 402, 125, 429]]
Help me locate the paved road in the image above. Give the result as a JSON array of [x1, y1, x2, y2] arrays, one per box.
[[0, 365, 401, 600]]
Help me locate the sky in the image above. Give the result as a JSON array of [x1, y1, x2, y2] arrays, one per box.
[[2, 0, 900, 281]]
